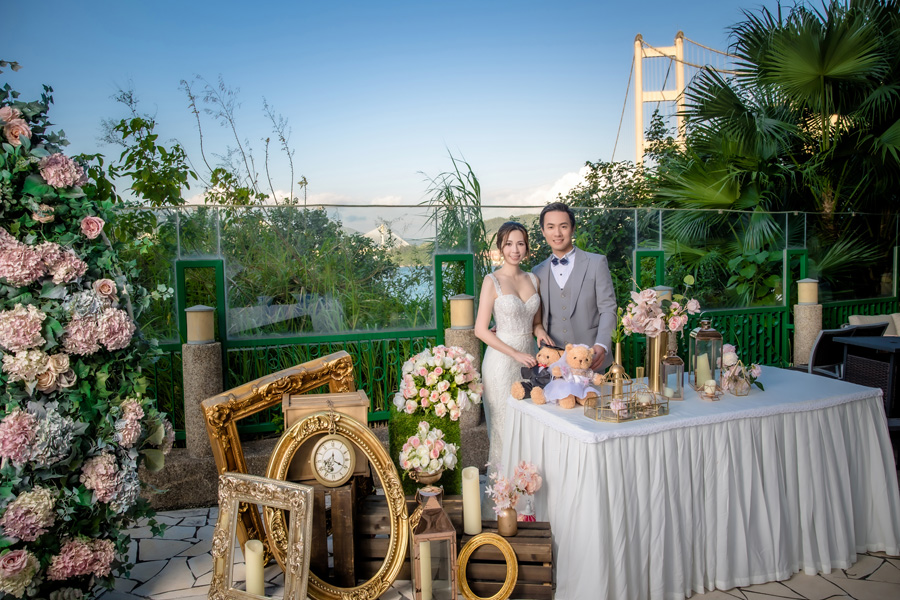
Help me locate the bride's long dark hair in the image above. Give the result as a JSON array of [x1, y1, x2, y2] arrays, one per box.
[[496, 221, 529, 255]]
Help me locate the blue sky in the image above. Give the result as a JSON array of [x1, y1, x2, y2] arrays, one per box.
[[8, 0, 764, 234]]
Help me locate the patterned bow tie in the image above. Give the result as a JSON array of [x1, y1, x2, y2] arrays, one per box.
[[551, 256, 569, 266]]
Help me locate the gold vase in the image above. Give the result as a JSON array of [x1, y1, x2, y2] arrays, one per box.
[[608, 342, 626, 398], [497, 507, 518, 537], [644, 332, 668, 393], [409, 468, 444, 485]]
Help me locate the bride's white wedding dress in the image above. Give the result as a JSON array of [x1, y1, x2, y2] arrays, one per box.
[[482, 272, 538, 469]]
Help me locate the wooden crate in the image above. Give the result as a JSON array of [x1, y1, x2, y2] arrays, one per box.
[[356, 494, 554, 599]]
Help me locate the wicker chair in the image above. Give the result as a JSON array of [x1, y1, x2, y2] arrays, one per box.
[[796, 326, 859, 379]]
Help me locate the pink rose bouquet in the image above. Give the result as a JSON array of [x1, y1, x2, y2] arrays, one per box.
[[486, 461, 543, 516], [393, 345, 482, 421], [622, 276, 701, 339], [720, 343, 764, 393], [398, 421, 458, 476]]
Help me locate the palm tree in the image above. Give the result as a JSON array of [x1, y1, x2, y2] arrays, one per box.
[[656, 0, 898, 304]]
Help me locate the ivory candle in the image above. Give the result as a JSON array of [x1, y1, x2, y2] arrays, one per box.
[[703, 379, 717, 395], [694, 354, 712, 388], [244, 539, 265, 596], [663, 386, 674, 398], [419, 540, 433, 600], [462, 466, 482, 535]]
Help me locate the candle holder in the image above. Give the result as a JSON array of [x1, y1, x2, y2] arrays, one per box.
[[409, 486, 458, 600], [659, 333, 684, 401], [689, 319, 723, 391]]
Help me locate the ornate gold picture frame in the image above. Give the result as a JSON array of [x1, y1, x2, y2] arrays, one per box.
[[210, 472, 314, 600], [266, 412, 409, 600], [457, 533, 519, 600], [202, 352, 356, 553]]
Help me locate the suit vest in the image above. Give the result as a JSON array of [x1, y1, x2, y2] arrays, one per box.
[[547, 273, 575, 346]]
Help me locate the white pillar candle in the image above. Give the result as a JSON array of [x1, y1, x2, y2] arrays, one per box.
[[694, 354, 712, 387], [703, 379, 717, 395], [462, 466, 482, 535], [663, 386, 674, 398], [244, 539, 265, 596], [419, 540, 433, 600]]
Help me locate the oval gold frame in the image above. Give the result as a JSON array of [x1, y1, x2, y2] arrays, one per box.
[[265, 412, 408, 600], [458, 532, 519, 600]]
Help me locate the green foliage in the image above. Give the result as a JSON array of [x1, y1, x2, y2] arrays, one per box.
[[726, 250, 783, 306], [107, 117, 196, 207]]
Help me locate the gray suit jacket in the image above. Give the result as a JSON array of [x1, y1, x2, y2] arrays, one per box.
[[534, 247, 617, 371]]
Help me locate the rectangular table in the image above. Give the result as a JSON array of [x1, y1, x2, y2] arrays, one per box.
[[501, 366, 900, 600]]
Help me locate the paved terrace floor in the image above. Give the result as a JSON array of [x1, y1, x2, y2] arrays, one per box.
[[97, 504, 900, 600]]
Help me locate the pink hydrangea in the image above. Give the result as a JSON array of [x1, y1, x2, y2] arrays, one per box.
[[2, 350, 50, 383], [0, 548, 39, 597], [39, 153, 86, 189], [115, 399, 145, 448], [63, 317, 101, 355], [47, 538, 115, 580], [80, 453, 120, 503], [0, 410, 36, 464], [98, 308, 135, 351], [0, 304, 46, 353], [0, 244, 44, 287], [0, 487, 56, 541], [80, 216, 105, 240], [48, 250, 87, 285]]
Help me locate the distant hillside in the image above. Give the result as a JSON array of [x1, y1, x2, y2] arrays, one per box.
[[483, 214, 539, 241]]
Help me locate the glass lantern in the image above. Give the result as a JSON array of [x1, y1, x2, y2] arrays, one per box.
[[688, 319, 723, 392], [410, 486, 458, 600], [660, 333, 684, 401]]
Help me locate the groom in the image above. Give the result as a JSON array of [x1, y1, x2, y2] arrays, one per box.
[[533, 202, 617, 372]]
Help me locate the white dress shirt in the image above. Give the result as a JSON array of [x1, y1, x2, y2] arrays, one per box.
[[550, 248, 576, 289]]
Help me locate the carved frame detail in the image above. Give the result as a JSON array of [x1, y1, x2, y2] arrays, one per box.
[[209, 472, 314, 600], [202, 351, 356, 554]]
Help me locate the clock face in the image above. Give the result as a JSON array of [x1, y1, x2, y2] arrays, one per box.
[[311, 434, 355, 487]]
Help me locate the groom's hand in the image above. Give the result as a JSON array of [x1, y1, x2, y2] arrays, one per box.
[[591, 344, 607, 371]]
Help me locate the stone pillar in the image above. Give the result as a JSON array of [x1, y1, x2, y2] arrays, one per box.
[[445, 328, 482, 428], [182, 342, 223, 458], [793, 304, 822, 366]]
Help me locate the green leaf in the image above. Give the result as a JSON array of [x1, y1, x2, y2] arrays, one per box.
[[147, 422, 165, 446], [141, 449, 165, 472], [22, 174, 54, 197], [40, 282, 68, 299], [682, 274, 695, 285], [740, 264, 758, 278]]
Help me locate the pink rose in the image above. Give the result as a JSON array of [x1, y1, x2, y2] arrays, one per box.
[[0, 548, 29, 576], [92, 278, 117, 300], [638, 289, 658, 304], [404, 400, 417, 414], [685, 299, 701, 314], [722, 344, 736, 355], [668, 318, 681, 332], [410, 437, 420, 448], [0, 106, 22, 122], [80, 216, 105, 240], [421, 398, 430, 408], [419, 388, 428, 398], [430, 448, 440, 459], [434, 403, 448, 418], [434, 367, 443, 375], [750, 364, 762, 379], [2, 118, 31, 146]]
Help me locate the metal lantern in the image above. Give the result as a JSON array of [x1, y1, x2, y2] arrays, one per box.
[[660, 333, 684, 401], [688, 319, 723, 392], [409, 486, 458, 600]]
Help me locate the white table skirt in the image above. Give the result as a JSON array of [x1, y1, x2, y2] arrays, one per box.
[[501, 367, 900, 600]]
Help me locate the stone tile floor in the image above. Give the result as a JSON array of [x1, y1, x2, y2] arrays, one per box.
[[98, 506, 900, 600]]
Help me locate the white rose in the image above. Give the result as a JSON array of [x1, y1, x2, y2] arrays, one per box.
[[723, 352, 739, 368]]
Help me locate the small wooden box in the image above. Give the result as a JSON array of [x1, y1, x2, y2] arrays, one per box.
[[282, 391, 370, 481]]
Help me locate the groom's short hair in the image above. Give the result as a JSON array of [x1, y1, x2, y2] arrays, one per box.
[[540, 202, 575, 230]]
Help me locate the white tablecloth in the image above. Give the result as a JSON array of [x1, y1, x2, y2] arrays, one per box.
[[501, 366, 900, 600]]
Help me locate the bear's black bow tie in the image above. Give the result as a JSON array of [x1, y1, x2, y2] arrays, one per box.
[[551, 256, 569, 266]]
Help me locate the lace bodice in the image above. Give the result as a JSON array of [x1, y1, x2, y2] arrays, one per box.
[[488, 273, 539, 336]]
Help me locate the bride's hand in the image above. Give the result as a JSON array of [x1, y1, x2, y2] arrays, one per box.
[[516, 352, 537, 368]]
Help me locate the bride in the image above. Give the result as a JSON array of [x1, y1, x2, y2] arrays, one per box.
[[475, 222, 550, 468]]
